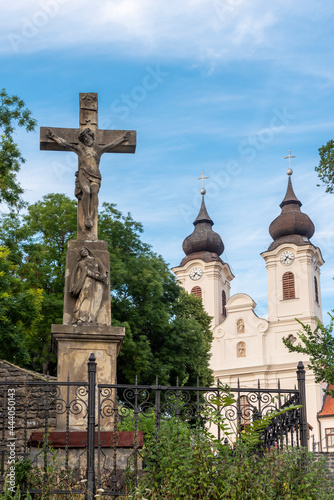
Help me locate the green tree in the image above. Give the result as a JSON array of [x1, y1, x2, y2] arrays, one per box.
[[313, 138, 334, 392], [0, 193, 77, 372], [0, 246, 43, 365], [316, 139, 334, 193], [0, 89, 37, 209], [165, 289, 213, 386], [0, 197, 213, 385], [99, 202, 213, 386], [283, 317, 334, 395]]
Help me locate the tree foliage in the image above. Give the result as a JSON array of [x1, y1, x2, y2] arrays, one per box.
[[0, 89, 37, 209], [0, 246, 43, 365], [99, 202, 213, 386], [0, 193, 77, 372], [283, 317, 334, 395], [315, 139, 334, 193], [0, 195, 213, 385]]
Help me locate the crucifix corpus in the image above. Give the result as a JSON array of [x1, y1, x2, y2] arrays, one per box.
[[40, 93, 136, 240]]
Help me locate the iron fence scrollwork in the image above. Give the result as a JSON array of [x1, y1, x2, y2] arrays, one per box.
[[0, 357, 308, 498]]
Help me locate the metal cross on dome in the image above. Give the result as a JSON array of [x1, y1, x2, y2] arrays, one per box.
[[198, 171, 209, 189], [284, 150, 296, 171]]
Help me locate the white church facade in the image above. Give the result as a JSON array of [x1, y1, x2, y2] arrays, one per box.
[[173, 164, 333, 450]]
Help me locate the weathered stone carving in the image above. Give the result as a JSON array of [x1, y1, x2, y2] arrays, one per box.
[[70, 246, 108, 325], [237, 319, 245, 334], [237, 341, 246, 358], [47, 127, 130, 231], [40, 93, 136, 241]]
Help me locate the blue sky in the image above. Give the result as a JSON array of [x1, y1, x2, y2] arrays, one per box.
[[1, 0, 334, 320]]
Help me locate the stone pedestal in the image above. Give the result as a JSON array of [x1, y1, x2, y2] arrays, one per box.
[[52, 324, 125, 431], [51, 238, 125, 431]]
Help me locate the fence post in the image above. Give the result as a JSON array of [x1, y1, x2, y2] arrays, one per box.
[[86, 353, 97, 500], [297, 361, 308, 449]]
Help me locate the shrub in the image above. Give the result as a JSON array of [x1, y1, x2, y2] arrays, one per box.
[[126, 418, 334, 499]]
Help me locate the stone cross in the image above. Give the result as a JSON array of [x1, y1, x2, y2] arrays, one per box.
[[40, 93, 136, 240]]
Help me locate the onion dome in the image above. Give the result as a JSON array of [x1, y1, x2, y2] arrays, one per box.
[[182, 188, 224, 260], [268, 168, 315, 251]]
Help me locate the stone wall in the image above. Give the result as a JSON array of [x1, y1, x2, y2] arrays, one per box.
[[0, 360, 57, 453], [314, 452, 334, 476]]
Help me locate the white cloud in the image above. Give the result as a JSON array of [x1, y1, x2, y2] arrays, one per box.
[[3, 0, 334, 89], [0, 0, 292, 61]]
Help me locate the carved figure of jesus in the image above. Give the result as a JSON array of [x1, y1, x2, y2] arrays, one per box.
[[47, 128, 130, 229]]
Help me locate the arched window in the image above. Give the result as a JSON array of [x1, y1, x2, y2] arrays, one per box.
[[282, 272, 295, 300], [191, 286, 202, 298], [222, 290, 227, 318], [314, 276, 319, 304], [237, 341, 246, 358]]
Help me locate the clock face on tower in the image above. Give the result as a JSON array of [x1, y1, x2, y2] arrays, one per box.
[[189, 267, 203, 280], [280, 250, 295, 266]]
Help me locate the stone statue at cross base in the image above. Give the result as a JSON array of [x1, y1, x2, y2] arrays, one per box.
[[47, 127, 130, 231], [70, 246, 109, 326]]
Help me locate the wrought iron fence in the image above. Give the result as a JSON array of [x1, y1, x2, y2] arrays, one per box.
[[0, 355, 307, 498]]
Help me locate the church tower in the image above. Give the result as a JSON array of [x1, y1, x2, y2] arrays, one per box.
[[173, 159, 327, 445], [172, 173, 234, 326], [261, 158, 324, 329]]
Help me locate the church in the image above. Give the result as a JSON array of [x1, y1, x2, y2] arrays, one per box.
[[172, 159, 333, 451]]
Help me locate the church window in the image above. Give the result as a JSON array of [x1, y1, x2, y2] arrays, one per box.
[[222, 290, 227, 318], [314, 276, 319, 304], [237, 341, 246, 358], [191, 286, 202, 298], [282, 272, 295, 300]]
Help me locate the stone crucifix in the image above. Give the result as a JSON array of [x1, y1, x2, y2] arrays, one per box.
[[40, 93, 136, 240]]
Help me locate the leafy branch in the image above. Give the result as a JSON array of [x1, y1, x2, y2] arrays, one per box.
[[202, 385, 302, 449], [283, 316, 334, 396], [0, 89, 37, 209]]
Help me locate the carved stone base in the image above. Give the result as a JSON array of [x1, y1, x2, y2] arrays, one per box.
[[51, 324, 125, 431]]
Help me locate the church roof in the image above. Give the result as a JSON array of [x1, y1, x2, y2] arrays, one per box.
[[280, 175, 302, 208], [268, 168, 315, 251], [182, 189, 224, 260], [318, 386, 334, 418], [193, 196, 214, 226]]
